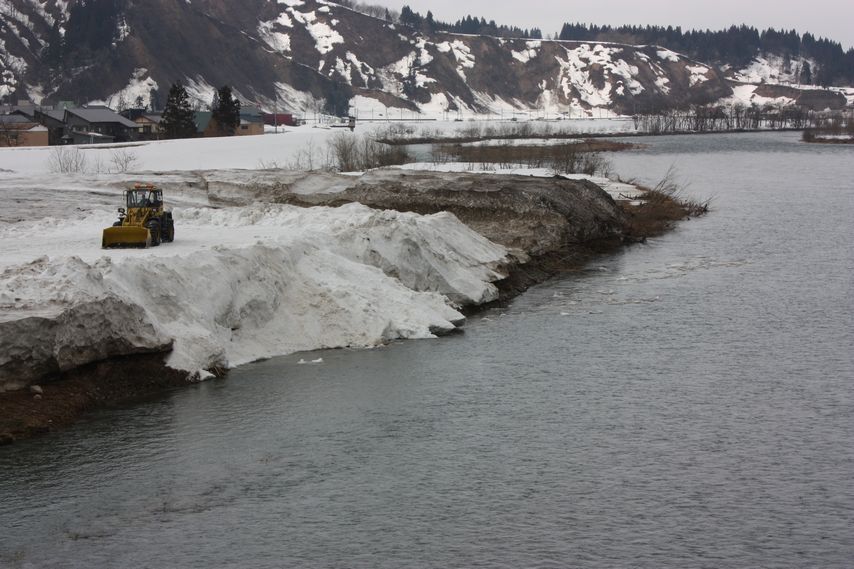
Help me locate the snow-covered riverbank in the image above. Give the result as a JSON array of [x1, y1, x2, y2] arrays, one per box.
[[0, 127, 642, 394]]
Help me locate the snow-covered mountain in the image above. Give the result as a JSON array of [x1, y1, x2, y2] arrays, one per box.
[[0, 0, 797, 115]]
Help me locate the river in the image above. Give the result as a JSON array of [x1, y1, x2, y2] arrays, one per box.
[[1, 131, 852, 568]]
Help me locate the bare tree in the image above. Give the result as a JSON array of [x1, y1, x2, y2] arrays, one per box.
[[109, 149, 140, 173]]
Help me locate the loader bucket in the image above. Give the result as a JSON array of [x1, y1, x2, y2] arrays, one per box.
[[102, 225, 151, 249]]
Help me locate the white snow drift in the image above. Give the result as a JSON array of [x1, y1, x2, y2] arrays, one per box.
[[0, 201, 508, 389]]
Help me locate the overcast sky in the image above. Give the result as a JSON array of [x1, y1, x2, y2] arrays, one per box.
[[379, 0, 854, 49]]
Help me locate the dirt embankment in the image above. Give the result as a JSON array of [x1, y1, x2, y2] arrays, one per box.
[[0, 171, 698, 444]]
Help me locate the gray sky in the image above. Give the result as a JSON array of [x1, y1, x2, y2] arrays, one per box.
[[379, 0, 854, 49]]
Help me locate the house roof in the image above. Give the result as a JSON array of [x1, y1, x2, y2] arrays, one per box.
[[66, 107, 138, 128], [40, 109, 66, 122], [0, 114, 33, 125]]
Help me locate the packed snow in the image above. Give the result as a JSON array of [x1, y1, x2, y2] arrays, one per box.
[[0, 201, 507, 384]]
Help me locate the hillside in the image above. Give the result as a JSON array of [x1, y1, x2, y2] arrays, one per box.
[[0, 0, 735, 115], [3, 0, 850, 116]]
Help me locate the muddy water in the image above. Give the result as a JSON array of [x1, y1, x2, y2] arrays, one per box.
[[1, 131, 852, 568]]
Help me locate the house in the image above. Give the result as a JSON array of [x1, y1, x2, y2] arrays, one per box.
[[237, 106, 265, 136], [236, 118, 264, 136], [0, 113, 49, 147], [195, 110, 263, 137], [33, 109, 67, 145], [62, 106, 139, 143], [134, 114, 164, 139]]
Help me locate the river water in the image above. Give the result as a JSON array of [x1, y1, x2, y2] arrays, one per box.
[[1, 132, 852, 568]]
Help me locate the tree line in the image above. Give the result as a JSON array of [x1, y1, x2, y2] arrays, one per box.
[[557, 23, 854, 86], [398, 6, 542, 39]]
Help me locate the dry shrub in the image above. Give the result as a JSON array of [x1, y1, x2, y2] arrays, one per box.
[[48, 147, 88, 173], [620, 166, 710, 239], [326, 132, 410, 172]]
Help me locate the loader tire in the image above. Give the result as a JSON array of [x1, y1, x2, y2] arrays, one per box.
[[146, 221, 161, 247], [162, 215, 175, 243]]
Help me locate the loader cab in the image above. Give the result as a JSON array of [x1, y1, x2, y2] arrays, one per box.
[[126, 187, 162, 209]]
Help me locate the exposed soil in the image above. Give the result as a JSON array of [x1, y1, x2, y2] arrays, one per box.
[[0, 354, 191, 445]]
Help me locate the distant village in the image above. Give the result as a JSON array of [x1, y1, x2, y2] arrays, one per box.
[[0, 100, 300, 148]]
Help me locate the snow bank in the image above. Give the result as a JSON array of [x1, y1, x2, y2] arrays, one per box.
[[0, 202, 508, 389]]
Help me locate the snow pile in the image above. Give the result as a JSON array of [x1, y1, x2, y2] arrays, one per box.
[[0, 256, 173, 391], [0, 202, 509, 386]]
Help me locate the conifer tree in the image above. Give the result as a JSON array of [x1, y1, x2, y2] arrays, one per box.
[[161, 82, 197, 139], [212, 85, 241, 136]]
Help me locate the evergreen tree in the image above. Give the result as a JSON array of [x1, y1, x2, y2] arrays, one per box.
[[800, 61, 813, 85], [149, 88, 161, 112], [43, 20, 64, 66], [212, 85, 241, 136], [161, 82, 197, 139]]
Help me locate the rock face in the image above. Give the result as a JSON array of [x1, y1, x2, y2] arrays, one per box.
[[1, 0, 729, 114]]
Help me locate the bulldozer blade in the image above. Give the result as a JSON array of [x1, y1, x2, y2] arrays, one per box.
[[102, 226, 151, 249]]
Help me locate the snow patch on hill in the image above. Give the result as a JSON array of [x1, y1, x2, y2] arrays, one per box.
[[258, 19, 292, 53], [730, 54, 817, 85], [724, 84, 796, 107], [554, 44, 643, 108], [92, 68, 158, 109]]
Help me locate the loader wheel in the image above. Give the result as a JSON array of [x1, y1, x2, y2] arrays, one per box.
[[162, 217, 175, 243], [146, 221, 161, 247]]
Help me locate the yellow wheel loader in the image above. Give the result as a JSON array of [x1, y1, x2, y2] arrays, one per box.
[[102, 184, 175, 248]]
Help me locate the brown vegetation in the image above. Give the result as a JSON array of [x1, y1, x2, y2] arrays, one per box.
[[802, 115, 854, 144], [619, 168, 710, 240], [436, 139, 633, 175]]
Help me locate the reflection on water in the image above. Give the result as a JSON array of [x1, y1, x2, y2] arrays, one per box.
[[1, 132, 852, 568]]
